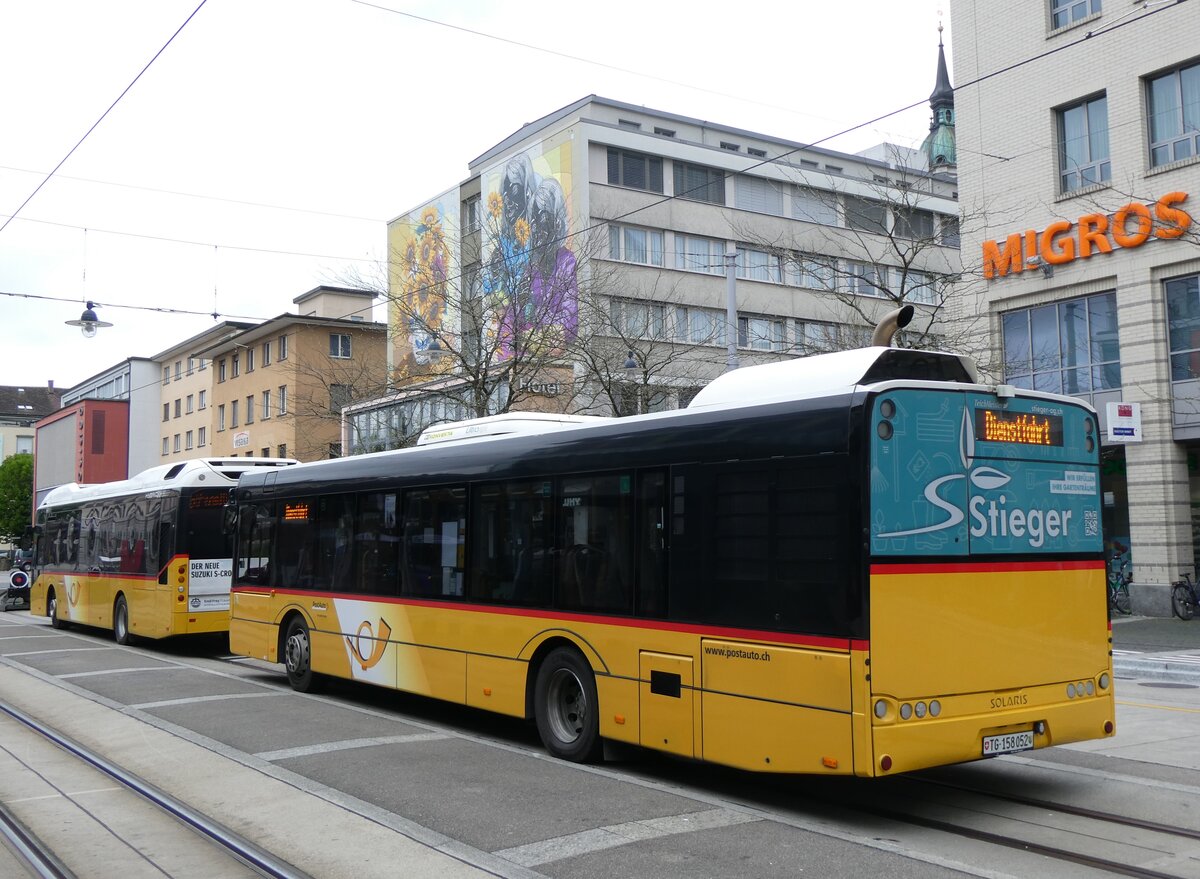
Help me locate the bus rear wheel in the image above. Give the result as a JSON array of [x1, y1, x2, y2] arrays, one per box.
[[114, 595, 133, 645], [48, 591, 67, 630], [283, 617, 321, 692], [534, 647, 602, 763]]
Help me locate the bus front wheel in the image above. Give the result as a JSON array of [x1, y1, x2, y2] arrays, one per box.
[[113, 595, 133, 645], [534, 647, 602, 763], [48, 591, 67, 630], [283, 617, 321, 692]]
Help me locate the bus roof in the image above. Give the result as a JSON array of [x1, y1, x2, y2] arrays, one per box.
[[417, 412, 614, 446], [687, 346, 979, 410], [39, 457, 297, 510]]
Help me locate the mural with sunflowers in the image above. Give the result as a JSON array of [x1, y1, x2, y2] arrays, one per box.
[[389, 197, 455, 371]]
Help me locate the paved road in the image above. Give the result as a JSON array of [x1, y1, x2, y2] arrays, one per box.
[[1111, 615, 1200, 683]]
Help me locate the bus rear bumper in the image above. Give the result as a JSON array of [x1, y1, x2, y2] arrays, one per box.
[[868, 694, 1115, 776]]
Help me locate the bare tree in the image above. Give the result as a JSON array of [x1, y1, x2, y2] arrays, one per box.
[[288, 330, 389, 459]]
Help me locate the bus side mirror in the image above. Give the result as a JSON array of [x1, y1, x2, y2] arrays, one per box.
[[223, 506, 239, 536]]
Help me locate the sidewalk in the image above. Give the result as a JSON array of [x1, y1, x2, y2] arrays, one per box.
[[1111, 615, 1200, 683]]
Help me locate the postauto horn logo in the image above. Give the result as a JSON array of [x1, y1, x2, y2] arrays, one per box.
[[878, 407, 1082, 550]]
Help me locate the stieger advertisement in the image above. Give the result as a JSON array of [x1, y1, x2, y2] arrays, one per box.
[[870, 390, 1103, 556], [188, 558, 233, 611]]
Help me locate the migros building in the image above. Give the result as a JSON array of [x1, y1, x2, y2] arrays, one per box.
[[950, 0, 1200, 612]]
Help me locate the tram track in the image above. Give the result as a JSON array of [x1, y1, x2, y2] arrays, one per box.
[[0, 697, 308, 879]]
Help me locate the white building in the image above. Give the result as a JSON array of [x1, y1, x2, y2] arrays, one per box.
[[349, 88, 961, 453], [950, 0, 1200, 612]]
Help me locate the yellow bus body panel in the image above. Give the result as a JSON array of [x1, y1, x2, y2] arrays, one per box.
[[865, 565, 1115, 776]]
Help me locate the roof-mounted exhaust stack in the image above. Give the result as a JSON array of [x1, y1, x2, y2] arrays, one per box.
[[871, 304, 915, 348]]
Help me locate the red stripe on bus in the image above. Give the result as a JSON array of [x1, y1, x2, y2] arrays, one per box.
[[870, 560, 1104, 575], [236, 587, 854, 651]]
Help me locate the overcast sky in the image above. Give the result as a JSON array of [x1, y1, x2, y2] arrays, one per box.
[[0, 0, 951, 390]]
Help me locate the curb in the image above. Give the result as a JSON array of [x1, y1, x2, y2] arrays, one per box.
[[1112, 653, 1200, 685]]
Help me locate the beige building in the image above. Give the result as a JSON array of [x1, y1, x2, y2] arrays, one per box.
[[950, 0, 1200, 612], [200, 287, 387, 462], [155, 322, 253, 464]]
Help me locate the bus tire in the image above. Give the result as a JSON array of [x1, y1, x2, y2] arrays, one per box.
[[113, 595, 133, 645], [48, 590, 67, 630], [534, 647, 602, 763], [283, 616, 321, 692]]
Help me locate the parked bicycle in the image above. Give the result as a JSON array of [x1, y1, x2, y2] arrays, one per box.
[[1171, 571, 1199, 620], [1107, 552, 1132, 616]]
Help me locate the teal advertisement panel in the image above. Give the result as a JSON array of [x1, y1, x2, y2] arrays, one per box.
[[869, 389, 1102, 557]]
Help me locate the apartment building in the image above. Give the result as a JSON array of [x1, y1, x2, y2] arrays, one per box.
[[155, 322, 254, 464], [348, 85, 961, 454], [200, 287, 387, 462], [950, 0, 1200, 612]]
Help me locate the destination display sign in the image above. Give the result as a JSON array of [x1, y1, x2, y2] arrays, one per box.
[[974, 409, 1063, 447]]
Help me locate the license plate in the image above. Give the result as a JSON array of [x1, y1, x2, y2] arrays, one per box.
[[981, 730, 1034, 757]]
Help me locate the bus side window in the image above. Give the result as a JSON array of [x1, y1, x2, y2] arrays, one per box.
[[468, 480, 552, 605], [556, 473, 633, 614], [356, 492, 399, 595], [636, 471, 668, 617], [236, 504, 274, 586], [402, 487, 466, 598], [276, 500, 316, 588], [315, 495, 355, 594]]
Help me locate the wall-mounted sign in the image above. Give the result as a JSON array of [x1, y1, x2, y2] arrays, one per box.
[[233, 431, 250, 448], [1106, 402, 1142, 443], [983, 192, 1191, 280]]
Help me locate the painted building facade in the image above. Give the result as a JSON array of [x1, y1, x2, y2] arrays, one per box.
[[349, 94, 962, 453], [950, 0, 1200, 612]]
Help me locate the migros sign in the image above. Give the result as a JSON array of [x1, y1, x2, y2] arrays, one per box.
[[982, 192, 1191, 280]]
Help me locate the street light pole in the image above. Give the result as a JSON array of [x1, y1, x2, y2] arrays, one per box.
[[725, 247, 739, 372]]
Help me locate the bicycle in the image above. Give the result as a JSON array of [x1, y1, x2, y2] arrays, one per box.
[[1171, 571, 1199, 620], [1107, 553, 1132, 616]]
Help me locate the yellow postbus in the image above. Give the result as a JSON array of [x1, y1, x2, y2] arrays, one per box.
[[229, 327, 1114, 775], [31, 458, 294, 643]]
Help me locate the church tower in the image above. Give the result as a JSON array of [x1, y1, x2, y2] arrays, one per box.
[[922, 24, 956, 171]]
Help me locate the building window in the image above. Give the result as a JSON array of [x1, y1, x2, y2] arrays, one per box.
[[261, 447, 270, 458], [1052, 0, 1100, 29], [198, 426, 206, 447], [245, 395, 254, 424], [1148, 62, 1200, 167], [738, 315, 786, 352], [231, 399, 239, 428], [846, 261, 885, 297], [900, 269, 939, 305], [199, 390, 207, 410], [278, 385, 288, 415], [1058, 95, 1110, 192], [163, 367, 171, 385], [329, 442, 342, 459], [1002, 291, 1120, 394], [198, 358, 206, 371], [187, 357, 195, 375], [674, 234, 726, 275], [218, 404, 226, 431], [232, 354, 240, 377], [893, 207, 936, 239], [653, 126, 675, 138], [736, 246, 783, 283], [262, 341, 271, 367], [674, 306, 727, 346], [173, 434, 181, 453], [795, 320, 841, 354], [278, 334, 288, 360], [185, 430, 194, 450], [1166, 274, 1200, 381], [261, 390, 271, 419], [735, 176, 784, 217], [162, 437, 169, 456], [186, 394, 194, 414], [277, 443, 287, 458], [790, 254, 837, 291], [174, 398, 181, 418], [610, 299, 668, 340], [218, 359, 226, 382], [606, 148, 664, 192], [792, 187, 838, 225], [608, 225, 664, 266], [330, 383, 352, 415], [844, 196, 888, 235], [330, 334, 352, 359], [720, 141, 740, 152], [747, 148, 767, 158], [174, 361, 182, 380], [162, 403, 169, 423], [673, 161, 725, 204], [941, 216, 961, 247], [247, 348, 255, 372], [461, 195, 481, 233]]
